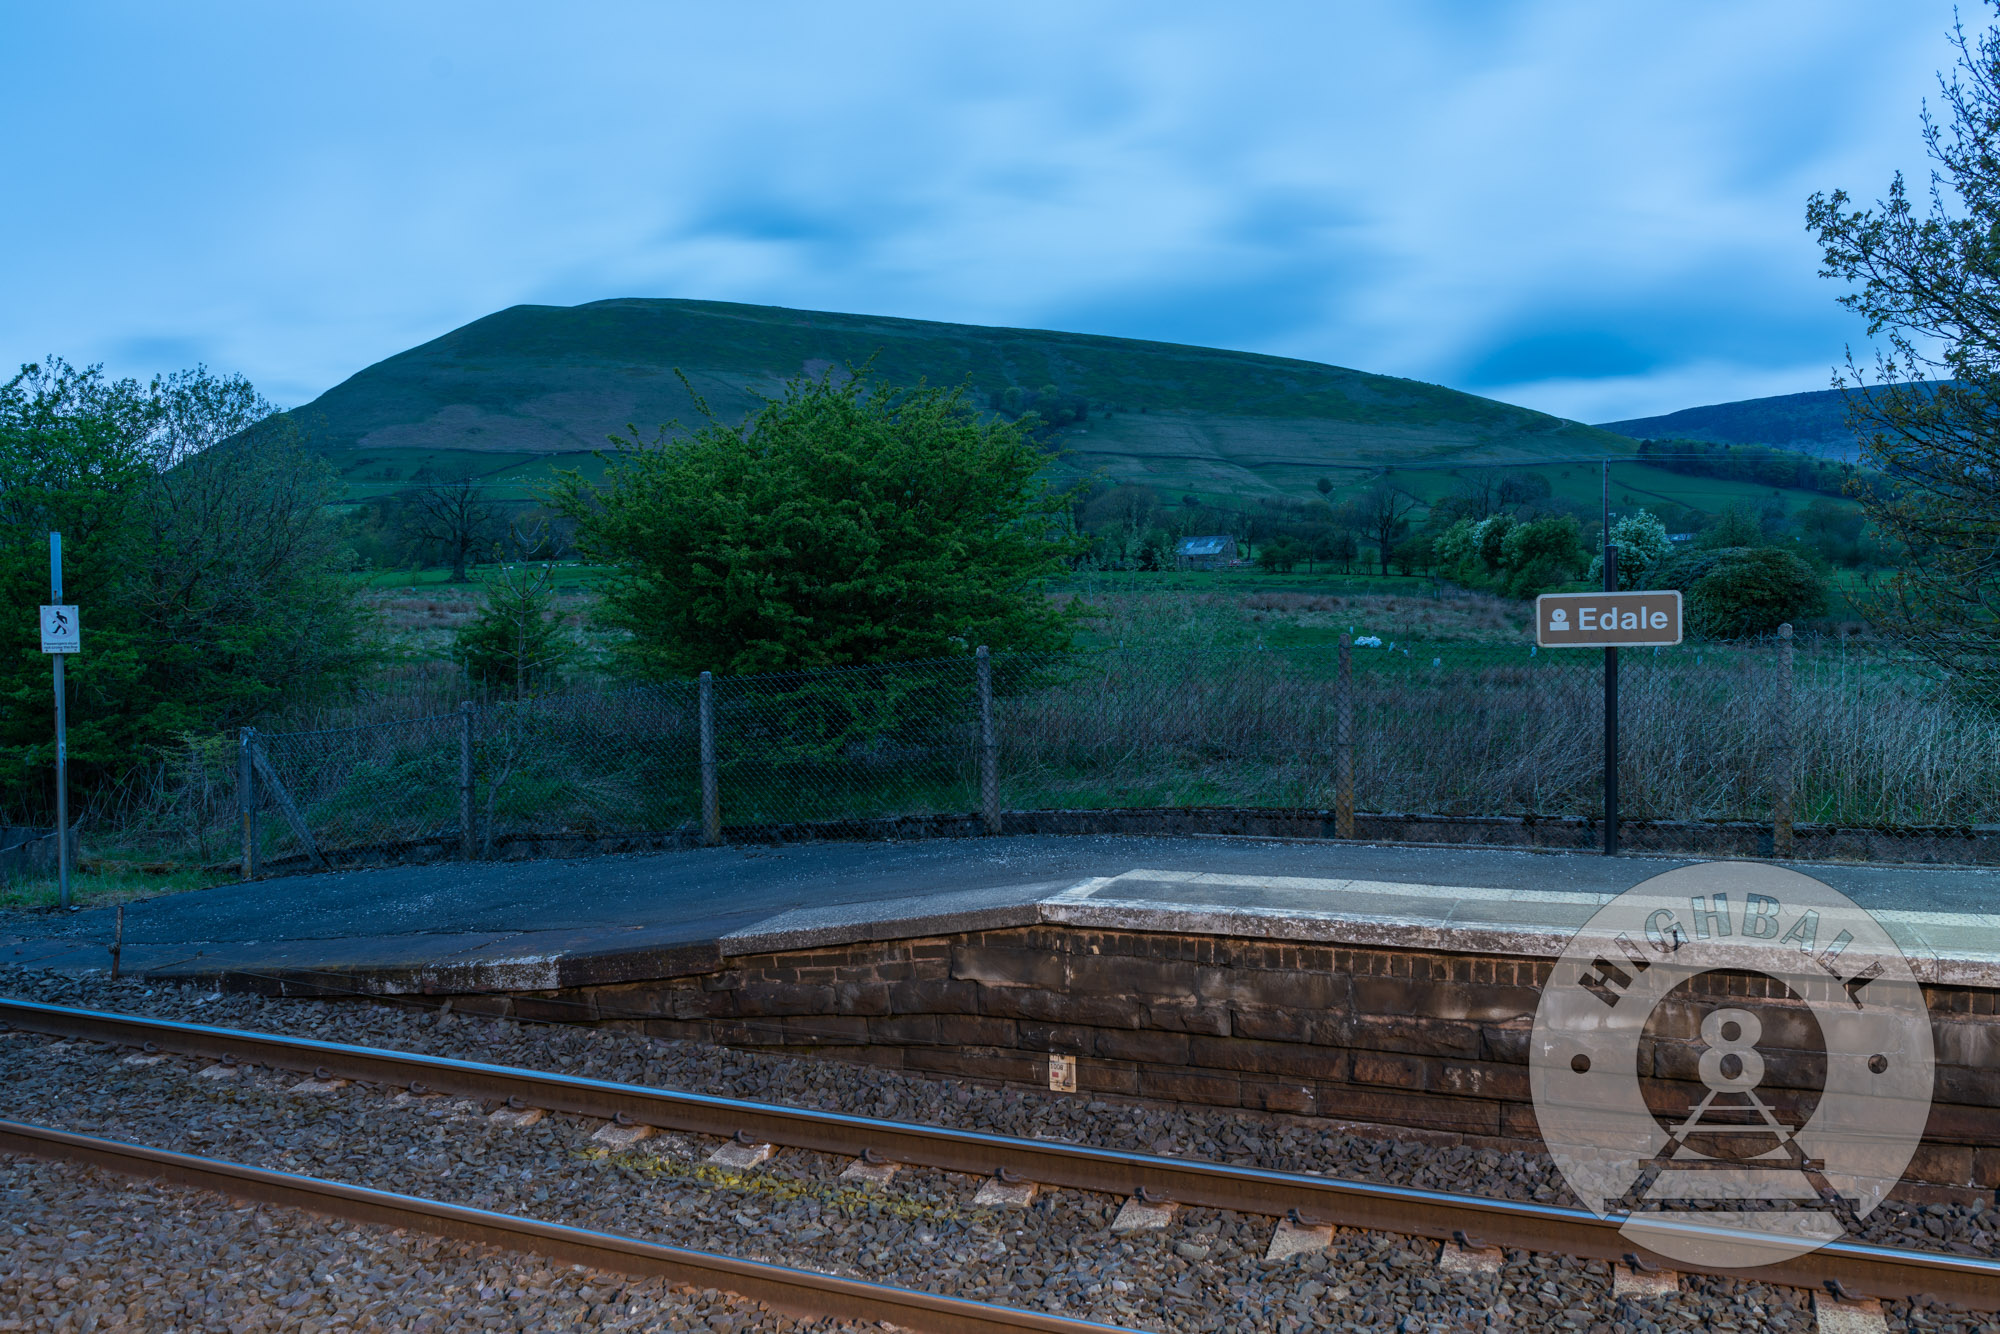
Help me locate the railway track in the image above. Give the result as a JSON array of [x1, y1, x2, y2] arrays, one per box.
[[2, 995, 1996, 1329]]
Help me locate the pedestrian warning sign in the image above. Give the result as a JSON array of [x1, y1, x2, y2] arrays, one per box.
[[40, 605, 79, 654]]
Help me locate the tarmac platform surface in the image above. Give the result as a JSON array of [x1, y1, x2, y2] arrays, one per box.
[[5, 836, 2000, 989]]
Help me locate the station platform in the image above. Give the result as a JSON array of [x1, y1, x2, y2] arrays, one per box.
[[9, 835, 2000, 1188], [5, 835, 2000, 991]]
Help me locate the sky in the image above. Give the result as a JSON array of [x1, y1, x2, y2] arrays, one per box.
[[0, 1, 1971, 424]]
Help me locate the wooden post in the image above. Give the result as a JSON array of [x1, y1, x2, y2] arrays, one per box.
[[1773, 623, 1795, 858], [459, 701, 476, 862], [977, 646, 1000, 835], [699, 671, 720, 846], [238, 727, 259, 880], [1336, 634, 1355, 839]]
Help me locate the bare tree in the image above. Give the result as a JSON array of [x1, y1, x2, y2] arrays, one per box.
[[1346, 480, 1421, 575], [404, 470, 496, 581]]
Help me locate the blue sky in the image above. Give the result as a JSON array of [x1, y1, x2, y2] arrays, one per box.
[[0, 1, 1966, 423]]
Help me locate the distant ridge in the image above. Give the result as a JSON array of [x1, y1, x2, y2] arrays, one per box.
[[1593, 384, 1923, 463], [287, 297, 1636, 501]]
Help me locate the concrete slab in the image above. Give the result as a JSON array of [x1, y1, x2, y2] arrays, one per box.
[[1611, 1263, 1678, 1297], [1264, 1218, 1332, 1261], [1109, 1197, 1178, 1232], [488, 1106, 545, 1128], [837, 1156, 899, 1187], [971, 1176, 1038, 1208], [590, 1122, 653, 1149], [1437, 1240, 1504, 1275], [707, 1139, 774, 1169], [1812, 1294, 1888, 1334]]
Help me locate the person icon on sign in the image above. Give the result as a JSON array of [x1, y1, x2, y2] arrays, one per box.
[[1550, 608, 1569, 630]]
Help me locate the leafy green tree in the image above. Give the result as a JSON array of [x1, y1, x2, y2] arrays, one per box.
[[553, 369, 1082, 676], [1682, 549, 1829, 638], [1500, 515, 1584, 597], [1698, 504, 1764, 550], [0, 360, 363, 816], [1808, 9, 2000, 675], [1257, 537, 1304, 573], [1472, 512, 1515, 572], [1798, 498, 1868, 566]]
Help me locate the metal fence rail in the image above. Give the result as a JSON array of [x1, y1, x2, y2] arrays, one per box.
[[157, 629, 2000, 873]]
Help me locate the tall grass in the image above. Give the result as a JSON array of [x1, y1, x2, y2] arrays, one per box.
[[101, 635, 2000, 870]]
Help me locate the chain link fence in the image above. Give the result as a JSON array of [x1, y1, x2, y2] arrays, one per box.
[[159, 631, 2000, 874]]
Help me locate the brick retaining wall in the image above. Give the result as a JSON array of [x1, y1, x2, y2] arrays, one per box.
[[418, 921, 2000, 1191]]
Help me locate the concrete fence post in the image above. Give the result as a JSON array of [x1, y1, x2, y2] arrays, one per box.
[[458, 701, 476, 861], [699, 670, 721, 846], [977, 646, 1000, 835], [1773, 623, 1795, 858], [1336, 634, 1355, 839], [238, 726, 259, 880]]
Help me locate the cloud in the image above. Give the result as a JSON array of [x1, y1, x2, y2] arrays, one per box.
[[0, 0, 1969, 422]]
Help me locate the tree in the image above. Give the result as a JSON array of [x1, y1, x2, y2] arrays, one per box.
[[0, 360, 363, 816], [1257, 537, 1303, 573], [404, 470, 497, 581], [1807, 7, 2000, 675], [1585, 509, 1672, 588], [1500, 515, 1584, 597], [1676, 548, 1829, 638], [1697, 504, 1764, 550], [1345, 481, 1420, 576], [1315, 477, 1334, 497], [1798, 498, 1868, 565], [454, 565, 575, 698], [552, 368, 1082, 676]]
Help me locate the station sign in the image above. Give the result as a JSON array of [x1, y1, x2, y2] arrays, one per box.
[[1535, 589, 1681, 648]]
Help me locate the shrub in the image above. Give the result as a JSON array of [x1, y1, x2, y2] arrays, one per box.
[[1666, 547, 1828, 637]]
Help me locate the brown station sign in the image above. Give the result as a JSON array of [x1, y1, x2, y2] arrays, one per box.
[[1535, 589, 1682, 647]]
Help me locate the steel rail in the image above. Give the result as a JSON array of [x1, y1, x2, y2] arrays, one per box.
[[0, 1119, 1133, 1334], [6, 997, 2000, 1309]]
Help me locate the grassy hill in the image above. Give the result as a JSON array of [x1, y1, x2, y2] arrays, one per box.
[[1592, 384, 1930, 463], [294, 297, 1641, 503], [291, 297, 1864, 525]]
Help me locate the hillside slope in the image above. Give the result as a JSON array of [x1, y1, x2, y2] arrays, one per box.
[[291, 298, 1638, 501], [1593, 384, 1926, 462]]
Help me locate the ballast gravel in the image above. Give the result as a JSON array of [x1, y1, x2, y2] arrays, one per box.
[[0, 967, 1995, 1332], [0, 1155, 849, 1333]]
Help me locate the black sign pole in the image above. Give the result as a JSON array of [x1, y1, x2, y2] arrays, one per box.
[[1600, 462, 1618, 857], [1603, 549, 1619, 857]]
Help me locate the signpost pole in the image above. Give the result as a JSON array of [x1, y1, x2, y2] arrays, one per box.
[[1602, 551, 1618, 857], [50, 533, 69, 908]]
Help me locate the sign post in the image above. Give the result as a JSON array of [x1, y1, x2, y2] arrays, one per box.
[[1603, 549, 1618, 857], [40, 533, 79, 908], [1533, 585, 1682, 857]]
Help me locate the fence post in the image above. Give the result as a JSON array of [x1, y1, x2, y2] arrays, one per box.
[[1773, 623, 1795, 858], [977, 646, 1000, 835], [459, 701, 476, 861], [238, 726, 259, 880], [699, 670, 720, 846], [1336, 634, 1355, 839]]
